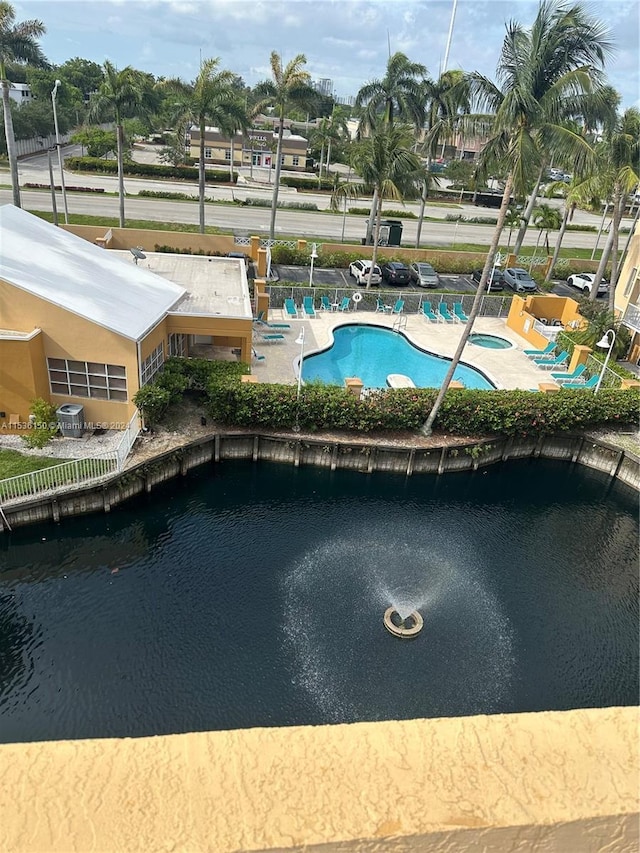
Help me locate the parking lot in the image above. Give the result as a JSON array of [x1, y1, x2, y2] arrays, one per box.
[[273, 264, 582, 298]]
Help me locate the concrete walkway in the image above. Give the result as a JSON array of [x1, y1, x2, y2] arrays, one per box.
[[252, 310, 549, 390]]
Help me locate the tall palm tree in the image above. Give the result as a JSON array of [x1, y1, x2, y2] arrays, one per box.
[[160, 58, 246, 233], [532, 203, 562, 255], [356, 52, 427, 245], [0, 2, 47, 208], [255, 52, 316, 240], [331, 123, 421, 288], [576, 107, 640, 305], [422, 0, 612, 436], [356, 52, 426, 131], [504, 207, 522, 251], [90, 61, 151, 228], [323, 106, 350, 176]]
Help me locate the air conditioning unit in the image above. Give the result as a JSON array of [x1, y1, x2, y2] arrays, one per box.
[[56, 403, 84, 438]]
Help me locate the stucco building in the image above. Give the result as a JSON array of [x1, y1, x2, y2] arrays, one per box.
[[187, 125, 308, 171], [615, 219, 640, 366], [0, 206, 252, 434]]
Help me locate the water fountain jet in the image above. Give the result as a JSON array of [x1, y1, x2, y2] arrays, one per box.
[[383, 606, 423, 639]]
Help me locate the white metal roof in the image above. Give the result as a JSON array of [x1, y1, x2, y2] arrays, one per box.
[[0, 206, 186, 341]]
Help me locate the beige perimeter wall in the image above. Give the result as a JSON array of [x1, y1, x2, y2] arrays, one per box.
[[0, 706, 637, 852]]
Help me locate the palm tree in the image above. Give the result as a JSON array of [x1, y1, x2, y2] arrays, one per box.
[[323, 106, 350, 177], [422, 0, 612, 436], [160, 58, 246, 233], [90, 61, 152, 228], [331, 123, 421, 288], [576, 107, 640, 305], [532, 203, 562, 255], [356, 52, 426, 131], [255, 52, 316, 240], [504, 207, 522, 251], [356, 52, 427, 245], [0, 2, 47, 208]]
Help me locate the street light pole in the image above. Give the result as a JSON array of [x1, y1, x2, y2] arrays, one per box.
[[294, 327, 305, 432], [594, 329, 616, 393], [51, 80, 69, 224], [309, 242, 318, 287], [46, 147, 59, 227]]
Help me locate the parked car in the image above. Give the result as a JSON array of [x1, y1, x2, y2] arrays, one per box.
[[502, 268, 537, 293], [409, 262, 440, 288], [381, 261, 412, 286], [567, 272, 609, 296], [471, 268, 504, 291], [348, 259, 382, 286]]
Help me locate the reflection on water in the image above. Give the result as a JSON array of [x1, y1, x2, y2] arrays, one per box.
[[0, 459, 637, 744]]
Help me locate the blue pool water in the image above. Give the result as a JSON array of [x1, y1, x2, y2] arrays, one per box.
[[302, 324, 494, 389]]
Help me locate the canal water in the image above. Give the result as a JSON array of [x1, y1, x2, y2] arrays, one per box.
[[0, 459, 637, 743]]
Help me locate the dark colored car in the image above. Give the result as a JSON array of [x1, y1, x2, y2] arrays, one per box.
[[471, 268, 504, 291], [381, 261, 412, 286]]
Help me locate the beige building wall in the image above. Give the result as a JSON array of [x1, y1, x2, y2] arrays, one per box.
[[0, 706, 636, 852], [0, 332, 49, 429], [614, 221, 640, 364], [0, 279, 138, 431], [62, 225, 239, 256]]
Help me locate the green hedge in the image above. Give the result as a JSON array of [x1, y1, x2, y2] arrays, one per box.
[[280, 175, 334, 191], [205, 383, 639, 436], [64, 156, 236, 183]]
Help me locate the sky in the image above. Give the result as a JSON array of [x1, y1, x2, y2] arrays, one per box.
[[17, 0, 640, 109]]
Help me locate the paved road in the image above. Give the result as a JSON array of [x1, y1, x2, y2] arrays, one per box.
[[2, 184, 609, 252], [9, 143, 612, 251]]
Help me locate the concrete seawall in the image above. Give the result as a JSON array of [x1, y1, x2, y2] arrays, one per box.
[[1, 432, 637, 531]]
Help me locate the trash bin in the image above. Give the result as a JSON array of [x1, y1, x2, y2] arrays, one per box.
[[382, 219, 403, 246], [56, 404, 85, 438]]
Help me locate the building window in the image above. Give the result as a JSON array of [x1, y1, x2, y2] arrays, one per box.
[[140, 342, 165, 386], [204, 147, 212, 160], [280, 155, 286, 166], [224, 149, 231, 160], [168, 334, 186, 357], [47, 358, 128, 401], [624, 268, 638, 297], [292, 155, 299, 167]]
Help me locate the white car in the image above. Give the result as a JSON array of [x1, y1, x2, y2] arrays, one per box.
[[348, 259, 382, 286], [567, 273, 609, 296]]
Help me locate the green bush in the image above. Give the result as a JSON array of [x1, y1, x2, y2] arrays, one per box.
[[65, 156, 235, 183], [203, 382, 639, 436], [21, 398, 60, 449], [280, 176, 334, 191], [139, 189, 214, 201], [347, 207, 417, 219]]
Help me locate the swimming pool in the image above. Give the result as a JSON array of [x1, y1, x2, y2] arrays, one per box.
[[302, 324, 495, 389]]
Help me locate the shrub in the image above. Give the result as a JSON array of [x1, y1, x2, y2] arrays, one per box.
[[65, 156, 235, 183], [202, 382, 639, 436], [21, 398, 59, 449]]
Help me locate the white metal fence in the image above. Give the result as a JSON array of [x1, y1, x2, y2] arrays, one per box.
[[0, 411, 141, 507]]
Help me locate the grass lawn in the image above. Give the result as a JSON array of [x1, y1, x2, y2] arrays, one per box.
[[0, 448, 63, 479]]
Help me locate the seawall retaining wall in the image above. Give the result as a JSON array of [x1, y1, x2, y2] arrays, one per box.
[[1, 432, 637, 532]]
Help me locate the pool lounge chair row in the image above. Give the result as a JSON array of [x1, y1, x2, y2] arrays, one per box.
[[284, 296, 351, 318], [420, 301, 469, 323]]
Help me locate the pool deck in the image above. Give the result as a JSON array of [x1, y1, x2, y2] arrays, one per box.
[[253, 310, 549, 390]]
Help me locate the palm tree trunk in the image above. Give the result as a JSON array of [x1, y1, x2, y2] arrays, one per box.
[[2, 80, 21, 208], [269, 117, 285, 240], [608, 192, 625, 312], [529, 230, 543, 272], [545, 204, 571, 282], [415, 184, 427, 248], [116, 121, 126, 228], [326, 139, 332, 176], [198, 122, 206, 234], [365, 188, 378, 244], [589, 224, 615, 302], [422, 173, 514, 436], [318, 142, 325, 186], [513, 164, 545, 256], [368, 192, 383, 289], [229, 136, 234, 183]]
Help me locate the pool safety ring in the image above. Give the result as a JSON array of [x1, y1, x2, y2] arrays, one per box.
[[352, 292, 363, 303]]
